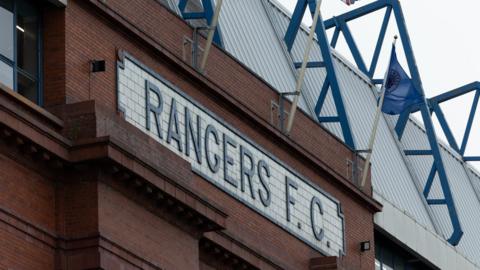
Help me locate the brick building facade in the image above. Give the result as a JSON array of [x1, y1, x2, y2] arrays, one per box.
[[0, 0, 382, 269]]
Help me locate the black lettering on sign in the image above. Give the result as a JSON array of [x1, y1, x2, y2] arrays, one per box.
[[205, 124, 220, 173], [286, 176, 298, 222], [240, 145, 255, 199], [145, 80, 163, 139], [257, 160, 271, 207], [167, 99, 183, 152], [185, 107, 202, 164], [310, 196, 325, 241], [223, 134, 238, 188]]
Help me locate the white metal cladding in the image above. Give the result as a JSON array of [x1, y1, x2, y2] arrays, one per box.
[[117, 54, 345, 256], [390, 115, 480, 264], [374, 194, 479, 270], [161, 0, 480, 267]]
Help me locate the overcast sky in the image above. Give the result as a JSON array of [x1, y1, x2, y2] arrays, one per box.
[[276, 0, 480, 166]]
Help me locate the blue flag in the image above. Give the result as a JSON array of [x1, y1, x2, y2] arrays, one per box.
[[381, 46, 424, 115]]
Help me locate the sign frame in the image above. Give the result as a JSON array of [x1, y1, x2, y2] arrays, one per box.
[[116, 50, 346, 256]]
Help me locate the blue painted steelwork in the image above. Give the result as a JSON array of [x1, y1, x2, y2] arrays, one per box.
[[369, 6, 391, 78], [293, 61, 325, 68], [284, 0, 356, 149], [178, 0, 223, 47], [322, 0, 463, 245], [338, 21, 367, 74], [407, 82, 480, 161], [404, 150, 432, 156]]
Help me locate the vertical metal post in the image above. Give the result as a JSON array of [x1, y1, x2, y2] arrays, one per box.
[[279, 93, 285, 132], [192, 27, 199, 69]]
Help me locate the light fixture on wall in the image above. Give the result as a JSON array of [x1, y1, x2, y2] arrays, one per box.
[[360, 241, 371, 252], [16, 25, 25, 33], [91, 60, 106, 73]]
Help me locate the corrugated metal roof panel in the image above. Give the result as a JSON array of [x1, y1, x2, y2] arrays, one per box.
[[218, 0, 311, 111]]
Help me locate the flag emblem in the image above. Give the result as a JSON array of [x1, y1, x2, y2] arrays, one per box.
[[385, 69, 401, 93]]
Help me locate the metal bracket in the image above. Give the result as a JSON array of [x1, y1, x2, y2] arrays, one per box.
[[347, 152, 365, 186], [279, 92, 299, 133], [182, 27, 207, 70]]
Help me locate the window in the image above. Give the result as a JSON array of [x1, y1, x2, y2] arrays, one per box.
[[0, 0, 41, 104], [375, 233, 434, 270]]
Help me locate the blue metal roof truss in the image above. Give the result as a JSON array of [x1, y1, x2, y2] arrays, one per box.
[[321, 0, 464, 245], [404, 82, 480, 162]]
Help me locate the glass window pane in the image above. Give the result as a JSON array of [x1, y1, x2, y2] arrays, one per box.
[[17, 0, 38, 77], [394, 255, 405, 270], [0, 60, 13, 89], [382, 248, 394, 270], [0, 0, 12, 10], [17, 71, 36, 103], [0, 0, 14, 60]]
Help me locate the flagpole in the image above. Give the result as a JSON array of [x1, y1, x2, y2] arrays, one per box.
[[285, 0, 323, 135], [360, 36, 398, 188], [200, 0, 223, 71]]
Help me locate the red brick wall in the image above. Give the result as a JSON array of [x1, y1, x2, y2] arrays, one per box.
[[0, 153, 55, 269], [98, 181, 200, 270], [43, 6, 66, 108], [0, 154, 55, 232], [0, 0, 378, 269], [0, 222, 54, 269]]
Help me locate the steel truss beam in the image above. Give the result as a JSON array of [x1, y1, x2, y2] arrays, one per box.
[[285, 0, 356, 149], [178, 0, 223, 47], [402, 81, 480, 161], [322, 0, 463, 245]]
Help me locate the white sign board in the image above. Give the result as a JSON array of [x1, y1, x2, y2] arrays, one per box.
[[117, 52, 345, 256]]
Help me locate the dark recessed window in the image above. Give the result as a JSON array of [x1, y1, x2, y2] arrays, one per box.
[[0, 0, 41, 104]]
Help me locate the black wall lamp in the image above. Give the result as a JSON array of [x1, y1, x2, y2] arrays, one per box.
[[360, 241, 371, 252], [91, 60, 106, 73]]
